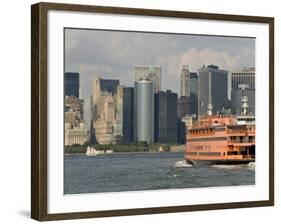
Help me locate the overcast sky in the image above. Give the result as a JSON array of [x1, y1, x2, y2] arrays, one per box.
[[64, 28, 255, 128]]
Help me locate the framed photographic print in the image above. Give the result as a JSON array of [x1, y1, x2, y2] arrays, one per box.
[[31, 2, 274, 221]]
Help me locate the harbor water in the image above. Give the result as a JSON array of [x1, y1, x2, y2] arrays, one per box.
[[64, 152, 255, 194]]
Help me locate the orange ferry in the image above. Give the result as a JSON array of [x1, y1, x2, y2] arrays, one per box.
[[185, 100, 255, 166]]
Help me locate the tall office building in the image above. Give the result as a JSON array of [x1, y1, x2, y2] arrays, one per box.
[[135, 79, 154, 143], [198, 65, 229, 116], [190, 72, 198, 96], [180, 65, 190, 97], [155, 90, 178, 143], [231, 67, 255, 115], [94, 93, 121, 144], [232, 67, 255, 89], [65, 72, 79, 98], [114, 85, 125, 137], [91, 77, 119, 115], [123, 87, 134, 143], [90, 76, 119, 143], [189, 72, 199, 117], [178, 70, 198, 118], [134, 65, 161, 93], [177, 96, 190, 119], [231, 84, 255, 115]]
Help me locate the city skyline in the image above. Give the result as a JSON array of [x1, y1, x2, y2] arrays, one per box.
[[65, 28, 255, 128]]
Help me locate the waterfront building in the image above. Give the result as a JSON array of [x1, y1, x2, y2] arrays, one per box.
[[232, 67, 255, 89], [134, 65, 161, 93], [198, 65, 229, 116], [231, 84, 255, 115], [122, 87, 134, 143], [154, 90, 178, 143], [65, 95, 84, 120], [135, 79, 154, 143], [64, 95, 87, 146], [180, 65, 190, 97], [65, 72, 80, 98], [65, 123, 88, 146]]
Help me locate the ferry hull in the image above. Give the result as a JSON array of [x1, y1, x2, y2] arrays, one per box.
[[185, 158, 254, 166]]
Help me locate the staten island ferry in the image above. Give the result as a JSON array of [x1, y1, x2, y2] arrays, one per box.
[[185, 97, 255, 166]]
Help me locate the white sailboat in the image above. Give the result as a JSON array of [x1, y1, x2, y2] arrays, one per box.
[[86, 146, 97, 156]]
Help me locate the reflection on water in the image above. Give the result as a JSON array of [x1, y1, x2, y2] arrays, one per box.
[[64, 152, 255, 194]]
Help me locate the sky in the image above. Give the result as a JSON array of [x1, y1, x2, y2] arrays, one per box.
[[64, 28, 255, 128]]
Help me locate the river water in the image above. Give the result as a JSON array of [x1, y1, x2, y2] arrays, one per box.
[[64, 152, 255, 194]]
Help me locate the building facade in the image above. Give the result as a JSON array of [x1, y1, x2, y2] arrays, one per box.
[[90, 76, 120, 143], [114, 85, 125, 137], [180, 65, 190, 97], [93, 93, 121, 144], [231, 84, 255, 115], [65, 72, 79, 98], [134, 65, 161, 93], [155, 90, 178, 143], [64, 95, 87, 146], [135, 79, 154, 143], [91, 77, 119, 117], [198, 65, 229, 116], [122, 87, 134, 143], [232, 67, 255, 89], [189, 72, 199, 117]]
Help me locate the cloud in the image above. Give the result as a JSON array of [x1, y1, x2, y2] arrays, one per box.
[[65, 29, 255, 126], [177, 47, 254, 73]]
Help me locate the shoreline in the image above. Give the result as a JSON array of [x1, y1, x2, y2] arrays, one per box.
[[64, 151, 184, 156]]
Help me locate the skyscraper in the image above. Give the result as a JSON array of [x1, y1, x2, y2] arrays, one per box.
[[198, 65, 229, 116], [231, 85, 255, 115], [90, 76, 120, 143], [155, 90, 178, 143], [177, 96, 190, 119], [134, 65, 161, 93], [232, 67, 255, 89], [94, 93, 121, 144], [91, 77, 119, 115], [231, 67, 255, 115], [180, 65, 190, 97], [189, 72, 198, 117], [135, 79, 154, 143], [65, 72, 79, 98], [114, 85, 125, 137], [123, 87, 134, 143]]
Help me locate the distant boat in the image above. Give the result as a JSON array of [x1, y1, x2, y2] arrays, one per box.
[[86, 146, 97, 156]]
